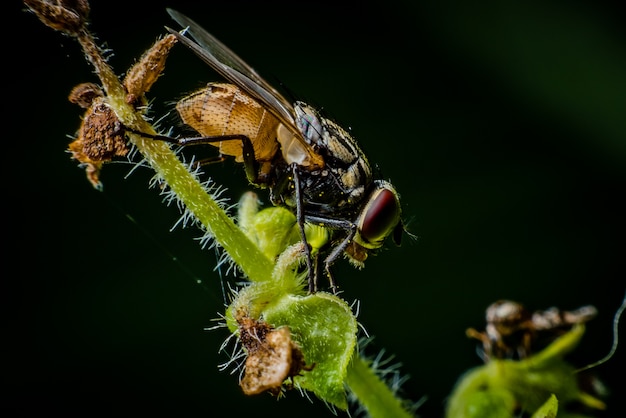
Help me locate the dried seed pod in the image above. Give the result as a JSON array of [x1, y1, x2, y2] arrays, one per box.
[[68, 83, 129, 188], [467, 300, 598, 360], [24, 0, 90, 36], [235, 310, 313, 396], [123, 34, 178, 106]]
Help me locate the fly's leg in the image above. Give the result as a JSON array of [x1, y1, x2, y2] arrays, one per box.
[[323, 227, 356, 293], [291, 167, 317, 293], [126, 129, 260, 184], [303, 215, 357, 294]]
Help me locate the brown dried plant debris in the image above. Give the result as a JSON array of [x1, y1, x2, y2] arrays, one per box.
[[23, 0, 90, 36], [124, 34, 178, 106], [466, 300, 598, 361], [68, 83, 128, 189], [235, 311, 314, 396], [64, 32, 177, 188]]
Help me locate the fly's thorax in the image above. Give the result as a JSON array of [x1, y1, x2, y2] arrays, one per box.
[[293, 102, 367, 165], [294, 102, 373, 205], [294, 102, 324, 148]]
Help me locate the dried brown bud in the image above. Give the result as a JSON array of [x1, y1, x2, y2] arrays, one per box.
[[467, 300, 598, 361], [68, 82, 103, 109], [124, 34, 178, 106], [235, 310, 313, 396], [78, 102, 127, 161], [23, 0, 90, 36], [68, 85, 129, 188]]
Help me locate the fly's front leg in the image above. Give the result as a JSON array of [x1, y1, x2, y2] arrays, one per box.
[[291, 166, 317, 293], [303, 215, 357, 294], [126, 129, 260, 184]]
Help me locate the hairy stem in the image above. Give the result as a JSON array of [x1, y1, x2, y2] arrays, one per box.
[[346, 356, 414, 418]]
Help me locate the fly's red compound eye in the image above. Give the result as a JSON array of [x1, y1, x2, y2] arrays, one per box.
[[357, 185, 401, 249]]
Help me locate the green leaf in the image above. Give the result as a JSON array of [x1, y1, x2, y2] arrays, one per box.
[[263, 292, 358, 409], [238, 193, 329, 264], [531, 394, 558, 418], [445, 366, 517, 418]]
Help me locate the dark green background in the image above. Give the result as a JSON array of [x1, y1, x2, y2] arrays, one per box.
[[8, 1, 625, 416]]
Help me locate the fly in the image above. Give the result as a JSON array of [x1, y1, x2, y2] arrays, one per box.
[[142, 9, 405, 293]]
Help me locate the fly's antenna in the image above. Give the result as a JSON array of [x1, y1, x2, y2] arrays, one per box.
[[576, 291, 626, 373]]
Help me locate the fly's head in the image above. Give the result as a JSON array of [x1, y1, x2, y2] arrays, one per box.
[[345, 180, 404, 265]]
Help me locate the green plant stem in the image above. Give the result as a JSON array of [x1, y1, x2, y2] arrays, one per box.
[[131, 134, 275, 282], [346, 355, 414, 418]]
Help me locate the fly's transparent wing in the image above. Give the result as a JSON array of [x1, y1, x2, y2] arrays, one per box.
[[166, 9, 298, 134]]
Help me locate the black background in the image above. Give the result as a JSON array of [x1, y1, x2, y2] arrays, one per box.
[[7, 0, 626, 417]]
